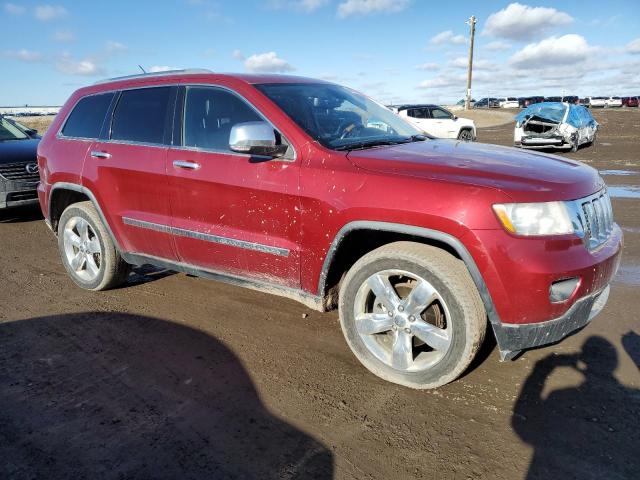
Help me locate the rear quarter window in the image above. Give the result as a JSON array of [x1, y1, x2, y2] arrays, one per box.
[[111, 87, 173, 144], [61, 92, 115, 139]]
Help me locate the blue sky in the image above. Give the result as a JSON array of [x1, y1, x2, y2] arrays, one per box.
[[1, 0, 639, 105]]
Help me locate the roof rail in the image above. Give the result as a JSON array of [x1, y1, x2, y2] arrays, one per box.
[[93, 68, 213, 85]]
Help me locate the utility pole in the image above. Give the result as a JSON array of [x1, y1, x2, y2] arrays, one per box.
[[465, 15, 477, 110]]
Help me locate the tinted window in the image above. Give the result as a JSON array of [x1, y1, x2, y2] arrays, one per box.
[[183, 86, 263, 151], [111, 87, 172, 144], [431, 107, 452, 119], [408, 108, 428, 119], [61, 92, 114, 139]]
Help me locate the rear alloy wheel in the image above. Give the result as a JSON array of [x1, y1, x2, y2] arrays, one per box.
[[58, 201, 130, 291], [339, 242, 486, 389], [457, 129, 474, 141]]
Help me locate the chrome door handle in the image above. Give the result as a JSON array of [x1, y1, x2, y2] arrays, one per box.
[[173, 160, 200, 170], [90, 150, 111, 159]]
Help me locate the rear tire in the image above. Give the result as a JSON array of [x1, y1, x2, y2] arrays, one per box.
[[338, 242, 486, 389], [58, 201, 130, 291]]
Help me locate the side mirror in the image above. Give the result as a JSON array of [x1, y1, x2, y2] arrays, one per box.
[[25, 128, 38, 137], [229, 121, 287, 158], [453, 115, 458, 121]]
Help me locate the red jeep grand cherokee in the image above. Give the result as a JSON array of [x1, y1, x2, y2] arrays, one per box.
[[37, 70, 622, 388]]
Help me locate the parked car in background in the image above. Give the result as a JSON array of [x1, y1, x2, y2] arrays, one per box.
[[519, 96, 544, 108], [579, 98, 590, 107], [589, 97, 608, 108], [562, 96, 579, 104], [514, 102, 598, 151], [37, 71, 622, 389], [498, 97, 519, 108], [0, 115, 41, 209], [622, 96, 639, 107], [606, 97, 622, 108], [389, 104, 476, 141], [456, 99, 476, 107], [544, 96, 562, 103], [474, 97, 500, 108]]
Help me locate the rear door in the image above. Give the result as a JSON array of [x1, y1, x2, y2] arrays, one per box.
[[83, 86, 177, 260], [166, 85, 301, 287]]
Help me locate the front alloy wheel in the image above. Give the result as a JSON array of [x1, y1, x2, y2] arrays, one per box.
[[458, 129, 474, 141], [339, 242, 486, 389]]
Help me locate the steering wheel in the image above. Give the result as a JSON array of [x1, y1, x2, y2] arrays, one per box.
[[339, 122, 364, 139]]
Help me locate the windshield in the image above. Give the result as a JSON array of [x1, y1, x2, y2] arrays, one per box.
[[256, 83, 422, 150], [0, 117, 29, 141]]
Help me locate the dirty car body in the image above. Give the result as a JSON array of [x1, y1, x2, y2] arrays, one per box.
[[37, 72, 622, 388], [514, 102, 598, 151]]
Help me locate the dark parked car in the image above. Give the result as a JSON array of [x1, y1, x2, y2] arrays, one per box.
[[473, 97, 500, 108], [519, 96, 544, 108], [544, 96, 562, 103], [0, 115, 41, 209], [562, 96, 579, 104], [622, 96, 639, 107], [37, 70, 622, 389]]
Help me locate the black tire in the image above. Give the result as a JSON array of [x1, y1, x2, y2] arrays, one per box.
[[58, 201, 130, 290], [457, 129, 474, 141], [338, 242, 486, 389]]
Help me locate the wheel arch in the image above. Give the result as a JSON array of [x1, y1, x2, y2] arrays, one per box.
[[318, 221, 501, 329], [49, 182, 122, 252]]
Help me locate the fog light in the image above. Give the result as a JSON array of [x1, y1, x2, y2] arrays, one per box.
[[549, 278, 580, 303]]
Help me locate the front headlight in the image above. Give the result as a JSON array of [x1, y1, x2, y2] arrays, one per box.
[[493, 201, 574, 236]]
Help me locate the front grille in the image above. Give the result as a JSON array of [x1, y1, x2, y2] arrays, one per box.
[[0, 162, 39, 182], [576, 190, 614, 250]]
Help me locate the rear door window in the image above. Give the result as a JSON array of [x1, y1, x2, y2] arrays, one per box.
[[111, 87, 173, 144], [61, 92, 114, 139]]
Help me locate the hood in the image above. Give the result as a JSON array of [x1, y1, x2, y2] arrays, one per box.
[[347, 139, 603, 202], [0, 138, 40, 165]]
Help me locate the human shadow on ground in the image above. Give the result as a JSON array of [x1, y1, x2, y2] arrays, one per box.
[[512, 335, 640, 480], [0, 312, 333, 479]]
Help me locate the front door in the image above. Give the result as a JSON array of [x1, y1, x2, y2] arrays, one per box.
[[167, 86, 301, 288]]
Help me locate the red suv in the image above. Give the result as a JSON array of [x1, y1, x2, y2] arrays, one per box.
[[37, 70, 623, 388]]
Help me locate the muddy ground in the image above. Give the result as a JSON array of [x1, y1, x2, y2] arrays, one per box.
[[1, 109, 639, 479]]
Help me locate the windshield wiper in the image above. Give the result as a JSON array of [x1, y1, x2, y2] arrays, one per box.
[[334, 137, 420, 151]]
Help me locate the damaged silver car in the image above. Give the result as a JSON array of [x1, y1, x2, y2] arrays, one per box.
[[514, 102, 598, 152]]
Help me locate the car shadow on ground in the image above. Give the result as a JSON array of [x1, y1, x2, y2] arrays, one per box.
[[0, 312, 334, 479], [0, 205, 43, 223], [512, 334, 640, 480]]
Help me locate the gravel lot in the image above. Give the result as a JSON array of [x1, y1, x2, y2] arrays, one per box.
[[1, 109, 639, 479]]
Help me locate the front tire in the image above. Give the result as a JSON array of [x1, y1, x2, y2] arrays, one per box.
[[338, 242, 486, 389], [457, 129, 474, 141], [58, 201, 130, 291]]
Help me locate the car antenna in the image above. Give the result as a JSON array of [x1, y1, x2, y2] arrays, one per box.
[[138, 65, 146, 74]]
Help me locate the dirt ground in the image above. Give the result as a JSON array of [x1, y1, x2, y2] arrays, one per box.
[[1, 109, 639, 480]]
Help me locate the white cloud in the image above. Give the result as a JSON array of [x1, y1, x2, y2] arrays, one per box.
[[148, 66, 178, 72], [483, 3, 573, 41], [4, 49, 43, 62], [53, 30, 74, 42], [509, 34, 598, 69], [244, 51, 294, 73], [232, 49, 245, 60], [105, 41, 127, 52], [337, 0, 410, 18], [485, 40, 511, 52], [416, 62, 439, 71], [627, 38, 640, 54], [55, 54, 103, 76], [429, 30, 466, 46], [417, 73, 466, 89], [448, 57, 495, 70], [34, 4, 67, 21], [4, 3, 25, 14]]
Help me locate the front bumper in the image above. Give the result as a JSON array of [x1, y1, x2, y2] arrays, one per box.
[[0, 179, 39, 209], [494, 285, 610, 360]]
